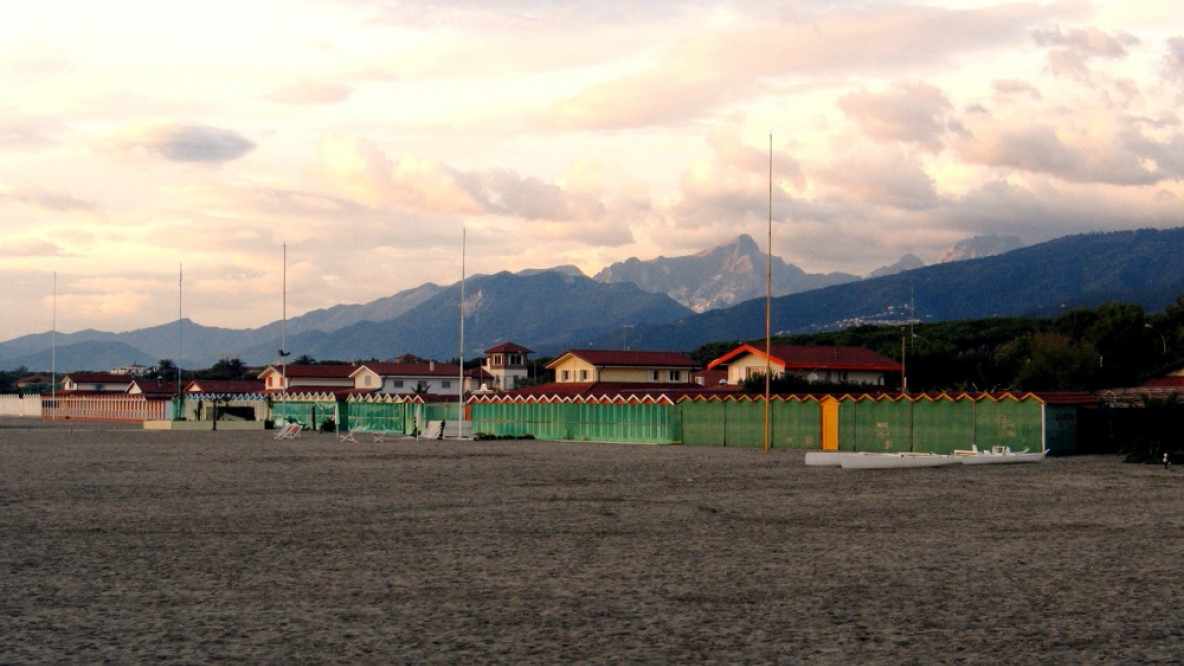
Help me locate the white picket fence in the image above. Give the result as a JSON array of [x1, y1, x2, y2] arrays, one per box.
[[0, 394, 44, 417]]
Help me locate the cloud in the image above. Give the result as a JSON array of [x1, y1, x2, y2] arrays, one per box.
[[1035, 26, 1139, 79], [265, 81, 354, 105], [1166, 36, 1184, 83], [992, 80, 1042, 100], [819, 146, 939, 211], [837, 83, 953, 151], [104, 124, 256, 163], [0, 115, 65, 149], [0, 238, 70, 257], [0, 184, 96, 212], [544, 3, 1057, 131]]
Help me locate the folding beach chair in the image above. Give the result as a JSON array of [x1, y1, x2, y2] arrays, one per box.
[[337, 430, 358, 443], [273, 423, 296, 440], [278, 424, 303, 440]]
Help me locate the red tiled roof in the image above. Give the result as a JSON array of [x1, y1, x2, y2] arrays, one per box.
[[547, 349, 698, 369], [258, 364, 357, 379], [355, 362, 462, 377], [708, 344, 901, 372], [184, 380, 267, 394], [506, 381, 710, 397], [484, 341, 533, 354], [1139, 376, 1184, 388], [130, 379, 181, 395]]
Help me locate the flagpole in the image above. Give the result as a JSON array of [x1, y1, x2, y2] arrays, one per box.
[[51, 272, 57, 421], [177, 263, 183, 417], [458, 226, 466, 438], [763, 135, 774, 452]]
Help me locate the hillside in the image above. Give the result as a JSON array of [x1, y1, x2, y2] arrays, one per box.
[[608, 228, 1184, 351]]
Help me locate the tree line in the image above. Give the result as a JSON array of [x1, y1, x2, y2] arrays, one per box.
[[691, 297, 1184, 394]]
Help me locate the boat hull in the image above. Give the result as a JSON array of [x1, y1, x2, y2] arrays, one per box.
[[839, 453, 960, 469]]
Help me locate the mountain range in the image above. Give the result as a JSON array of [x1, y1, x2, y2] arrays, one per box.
[[3, 228, 1182, 372]]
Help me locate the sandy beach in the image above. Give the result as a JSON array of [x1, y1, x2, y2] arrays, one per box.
[[2, 417, 1181, 663]]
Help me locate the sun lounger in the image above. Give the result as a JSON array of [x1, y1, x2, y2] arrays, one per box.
[[337, 430, 358, 443], [276, 424, 302, 440]]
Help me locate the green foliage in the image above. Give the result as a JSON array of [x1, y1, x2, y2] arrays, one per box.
[[692, 299, 1184, 393], [1121, 394, 1184, 463]]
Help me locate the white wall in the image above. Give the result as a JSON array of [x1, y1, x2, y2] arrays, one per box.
[[0, 394, 44, 417]]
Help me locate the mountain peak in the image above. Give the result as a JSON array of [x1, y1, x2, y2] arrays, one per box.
[[938, 235, 1023, 263]]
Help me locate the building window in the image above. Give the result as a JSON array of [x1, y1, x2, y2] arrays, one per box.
[[561, 370, 570, 381], [651, 370, 660, 381], [442, 380, 451, 388], [668, 370, 681, 382], [393, 380, 404, 388], [579, 369, 588, 381], [364, 376, 372, 387]]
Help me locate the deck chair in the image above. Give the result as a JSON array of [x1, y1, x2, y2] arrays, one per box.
[[337, 430, 358, 443], [273, 423, 296, 440], [278, 424, 303, 440]]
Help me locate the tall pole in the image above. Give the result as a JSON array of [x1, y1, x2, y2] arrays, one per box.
[[763, 134, 773, 452], [51, 272, 57, 420], [458, 226, 466, 437], [177, 263, 183, 417], [281, 243, 287, 418]]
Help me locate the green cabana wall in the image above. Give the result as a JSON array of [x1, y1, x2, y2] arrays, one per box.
[[469, 399, 674, 444], [677, 397, 821, 448], [910, 397, 977, 453], [271, 395, 338, 431], [469, 391, 1068, 453]]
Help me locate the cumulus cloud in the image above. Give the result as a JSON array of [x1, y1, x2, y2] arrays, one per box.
[[544, 3, 1054, 131], [819, 147, 938, 211], [838, 83, 952, 152], [1166, 36, 1184, 83], [1035, 26, 1139, 78], [104, 124, 256, 163]]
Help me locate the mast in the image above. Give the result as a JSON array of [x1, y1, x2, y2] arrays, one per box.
[[51, 272, 56, 420], [763, 134, 773, 452], [458, 226, 466, 437], [177, 263, 183, 412], [281, 243, 288, 413]]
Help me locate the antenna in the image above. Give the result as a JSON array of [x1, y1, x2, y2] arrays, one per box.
[[51, 272, 56, 420], [458, 226, 466, 437], [763, 133, 773, 453]]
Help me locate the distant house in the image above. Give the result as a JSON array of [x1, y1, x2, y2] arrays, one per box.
[[350, 360, 463, 397], [707, 344, 902, 386], [15, 374, 55, 391], [127, 378, 180, 397], [60, 372, 136, 393], [547, 349, 699, 384], [256, 364, 357, 393], [481, 342, 533, 390], [111, 363, 152, 377]]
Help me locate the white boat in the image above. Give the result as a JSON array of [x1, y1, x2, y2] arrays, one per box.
[[955, 445, 1046, 465], [839, 452, 961, 470], [804, 451, 851, 467]]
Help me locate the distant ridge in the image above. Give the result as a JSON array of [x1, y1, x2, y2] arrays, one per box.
[[601, 228, 1184, 351], [5, 227, 1184, 371]]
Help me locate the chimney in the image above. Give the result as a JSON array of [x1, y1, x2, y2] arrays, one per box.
[[429, 360, 435, 371]]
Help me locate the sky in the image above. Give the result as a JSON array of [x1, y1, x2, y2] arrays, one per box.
[[2, 0, 1183, 341]]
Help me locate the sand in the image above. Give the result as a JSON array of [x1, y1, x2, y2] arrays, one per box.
[[2, 417, 1181, 664]]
